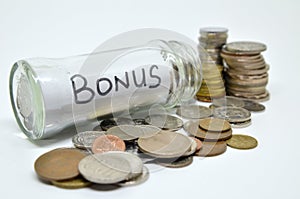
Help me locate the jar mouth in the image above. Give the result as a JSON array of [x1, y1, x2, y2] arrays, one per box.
[[9, 60, 45, 139]]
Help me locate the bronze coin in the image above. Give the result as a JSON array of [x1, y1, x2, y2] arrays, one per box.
[[199, 118, 231, 132], [92, 135, 126, 154], [195, 128, 232, 141], [195, 141, 227, 157], [156, 156, 193, 168], [34, 148, 86, 181], [51, 176, 92, 189], [226, 134, 258, 149]]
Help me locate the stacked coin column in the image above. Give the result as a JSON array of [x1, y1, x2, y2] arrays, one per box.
[[221, 41, 270, 102], [196, 27, 228, 102]]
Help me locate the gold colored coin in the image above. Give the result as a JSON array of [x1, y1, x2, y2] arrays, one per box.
[[195, 141, 227, 157], [199, 118, 231, 132], [51, 176, 92, 189], [226, 134, 258, 149]]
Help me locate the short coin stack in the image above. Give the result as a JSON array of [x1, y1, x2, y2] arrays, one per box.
[[184, 118, 232, 156], [221, 41, 270, 102], [196, 27, 228, 102]]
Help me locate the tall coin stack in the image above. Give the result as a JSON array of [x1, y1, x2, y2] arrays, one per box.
[[221, 41, 270, 102], [196, 27, 228, 102]]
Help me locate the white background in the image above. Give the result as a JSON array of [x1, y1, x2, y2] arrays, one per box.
[[1, 0, 300, 198]]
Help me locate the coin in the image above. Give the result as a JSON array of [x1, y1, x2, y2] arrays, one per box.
[[226, 41, 267, 54], [196, 128, 232, 141], [118, 166, 149, 187], [191, 137, 203, 151], [176, 105, 213, 119], [156, 156, 193, 168], [92, 135, 126, 154], [213, 107, 251, 123], [72, 131, 106, 149], [241, 99, 265, 112], [102, 152, 144, 179], [51, 176, 92, 189], [78, 153, 131, 184], [199, 118, 231, 132], [195, 141, 227, 157], [138, 131, 192, 158], [230, 119, 252, 128], [34, 148, 86, 181], [133, 118, 148, 125], [226, 134, 258, 149], [183, 138, 198, 156], [99, 118, 135, 131], [212, 96, 245, 108], [145, 114, 183, 131]]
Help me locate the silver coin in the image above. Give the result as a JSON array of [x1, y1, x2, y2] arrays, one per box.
[[213, 106, 251, 123], [78, 153, 131, 184], [226, 41, 267, 53], [212, 96, 245, 108], [241, 99, 265, 112], [230, 119, 252, 128], [183, 137, 198, 156], [17, 74, 32, 118], [72, 131, 106, 149], [176, 105, 212, 119], [145, 114, 183, 131], [107, 125, 160, 141], [156, 156, 193, 168], [118, 166, 149, 187], [99, 118, 135, 131], [103, 151, 143, 179]]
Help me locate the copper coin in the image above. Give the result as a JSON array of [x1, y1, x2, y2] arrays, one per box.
[[51, 176, 92, 189], [195, 128, 232, 141], [199, 118, 231, 132], [34, 148, 86, 181], [191, 137, 203, 151], [226, 134, 258, 149], [195, 141, 227, 157], [92, 135, 126, 154]]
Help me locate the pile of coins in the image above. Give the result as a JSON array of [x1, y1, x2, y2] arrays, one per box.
[[184, 118, 232, 156], [34, 102, 260, 189], [221, 41, 270, 102], [196, 27, 228, 102]]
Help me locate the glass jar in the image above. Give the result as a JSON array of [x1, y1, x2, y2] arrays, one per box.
[[9, 29, 202, 139]]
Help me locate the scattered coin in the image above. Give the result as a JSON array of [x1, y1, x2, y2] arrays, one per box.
[[176, 105, 213, 119], [212, 96, 245, 108], [226, 41, 267, 54], [230, 119, 252, 128], [92, 135, 126, 154], [72, 131, 106, 149], [191, 137, 203, 151], [199, 118, 231, 132], [213, 106, 251, 123], [34, 148, 86, 181], [226, 134, 258, 149], [145, 114, 183, 131], [183, 138, 198, 156], [138, 131, 192, 158], [51, 176, 92, 189], [99, 118, 135, 131], [78, 153, 132, 184], [156, 156, 193, 168], [196, 127, 232, 141], [195, 141, 227, 157], [118, 166, 149, 187], [241, 99, 266, 112]]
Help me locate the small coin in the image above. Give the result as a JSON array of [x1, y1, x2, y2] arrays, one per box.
[[138, 131, 192, 158], [212, 96, 245, 108], [156, 156, 193, 168], [17, 74, 33, 118], [196, 128, 232, 141], [118, 166, 149, 187], [51, 176, 92, 189], [145, 114, 183, 131], [226, 134, 258, 149], [213, 107, 251, 123], [78, 153, 131, 184], [183, 138, 198, 156], [199, 118, 231, 132], [226, 41, 267, 54], [72, 131, 106, 149], [195, 141, 227, 157], [241, 99, 265, 112], [99, 118, 135, 131], [191, 137, 203, 151], [230, 119, 252, 128], [92, 135, 126, 154], [176, 105, 213, 119], [34, 148, 86, 181]]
